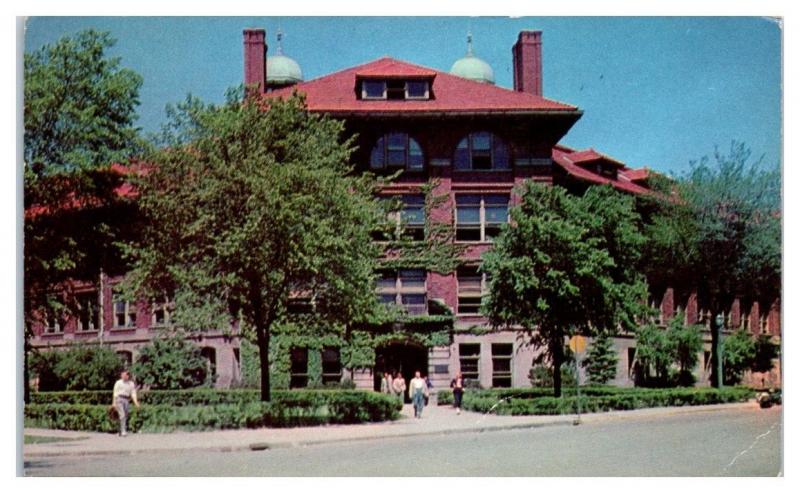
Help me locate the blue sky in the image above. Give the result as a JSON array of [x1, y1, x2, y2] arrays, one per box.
[[25, 16, 781, 175]]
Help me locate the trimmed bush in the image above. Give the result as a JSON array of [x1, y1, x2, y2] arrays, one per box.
[[28, 346, 125, 392], [25, 390, 401, 432]]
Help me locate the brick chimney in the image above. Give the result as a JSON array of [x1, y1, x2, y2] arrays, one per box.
[[243, 28, 266, 95], [512, 30, 543, 96]]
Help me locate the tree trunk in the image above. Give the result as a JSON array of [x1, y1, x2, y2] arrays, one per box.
[[256, 324, 271, 401], [23, 338, 31, 404], [552, 334, 564, 398]]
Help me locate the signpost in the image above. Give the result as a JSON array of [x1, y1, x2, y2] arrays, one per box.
[[568, 335, 586, 425]]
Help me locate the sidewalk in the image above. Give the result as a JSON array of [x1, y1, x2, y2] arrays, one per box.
[[23, 400, 760, 458]]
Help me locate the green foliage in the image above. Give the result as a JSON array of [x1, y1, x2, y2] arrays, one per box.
[[28, 346, 125, 391], [723, 329, 757, 385], [528, 362, 577, 389], [633, 324, 674, 387], [436, 387, 752, 416], [125, 92, 389, 401], [667, 316, 703, 386], [483, 182, 647, 396], [26, 390, 401, 432], [131, 334, 211, 390], [582, 334, 619, 385], [752, 335, 780, 374]]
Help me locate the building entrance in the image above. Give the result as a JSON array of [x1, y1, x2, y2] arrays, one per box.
[[374, 343, 428, 403]]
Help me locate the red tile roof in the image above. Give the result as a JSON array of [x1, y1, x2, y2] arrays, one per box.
[[568, 148, 626, 168], [620, 167, 650, 182], [551, 146, 651, 195], [267, 57, 579, 115]]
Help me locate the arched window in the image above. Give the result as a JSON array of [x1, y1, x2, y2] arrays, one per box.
[[454, 132, 510, 171], [370, 133, 424, 170]]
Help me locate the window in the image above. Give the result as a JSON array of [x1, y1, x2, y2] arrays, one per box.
[[76, 291, 99, 332], [112, 296, 137, 328], [457, 266, 486, 314], [455, 194, 509, 242], [370, 133, 424, 170], [454, 132, 510, 170], [290, 347, 309, 388], [760, 316, 769, 335], [399, 195, 425, 240], [362, 80, 386, 99], [491, 343, 513, 387], [377, 269, 427, 315], [459, 343, 480, 382], [321, 347, 342, 385], [405, 80, 429, 99], [43, 308, 64, 334], [151, 296, 172, 327], [117, 350, 133, 368]]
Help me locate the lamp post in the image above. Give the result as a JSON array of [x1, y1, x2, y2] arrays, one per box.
[[714, 313, 724, 388]]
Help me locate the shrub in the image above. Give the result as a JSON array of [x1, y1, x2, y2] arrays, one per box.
[[666, 317, 703, 387], [28, 346, 126, 392], [723, 329, 757, 385], [751, 335, 780, 374], [132, 334, 211, 390], [582, 333, 619, 385], [25, 390, 401, 432], [528, 364, 576, 388]]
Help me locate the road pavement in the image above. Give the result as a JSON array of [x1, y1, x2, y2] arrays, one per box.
[[24, 404, 781, 476]]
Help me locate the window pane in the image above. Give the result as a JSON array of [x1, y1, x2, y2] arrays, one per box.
[[401, 206, 424, 225], [471, 132, 492, 150], [492, 343, 513, 356], [408, 139, 424, 169], [370, 137, 385, 168], [387, 133, 407, 150], [456, 194, 482, 205], [400, 269, 425, 288], [455, 228, 481, 242], [406, 81, 428, 98], [492, 359, 512, 373], [402, 294, 426, 305], [380, 294, 397, 305], [493, 138, 510, 169], [456, 206, 480, 224], [454, 138, 470, 170], [485, 206, 508, 224], [377, 271, 396, 290], [387, 149, 406, 166], [363, 80, 385, 98]]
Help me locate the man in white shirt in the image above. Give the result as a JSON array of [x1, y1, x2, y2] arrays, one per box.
[[409, 371, 428, 418], [112, 370, 139, 436]]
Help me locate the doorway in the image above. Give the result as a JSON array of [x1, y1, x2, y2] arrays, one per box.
[[374, 342, 428, 402]]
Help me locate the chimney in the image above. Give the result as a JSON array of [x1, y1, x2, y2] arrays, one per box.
[[243, 28, 266, 95], [512, 30, 543, 96]]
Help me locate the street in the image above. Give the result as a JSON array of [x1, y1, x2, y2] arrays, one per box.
[[24, 406, 781, 476]]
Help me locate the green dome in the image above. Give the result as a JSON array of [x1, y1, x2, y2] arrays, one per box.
[[449, 55, 495, 84], [449, 32, 494, 84], [267, 54, 303, 85]]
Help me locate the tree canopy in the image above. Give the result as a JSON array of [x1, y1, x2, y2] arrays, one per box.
[[126, 92, 387, 401], [482, 182, 647, 396]]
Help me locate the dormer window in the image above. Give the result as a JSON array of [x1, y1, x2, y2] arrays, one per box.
[[363, 80, 386, 99], [454, 132, 510, 171], [360, 79, 431, 100], [370, 133, 424, 170]]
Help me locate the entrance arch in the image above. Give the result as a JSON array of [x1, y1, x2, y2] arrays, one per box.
[[374, 342, 428, 402]]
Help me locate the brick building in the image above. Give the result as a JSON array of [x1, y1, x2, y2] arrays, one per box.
[[28, 28, 781, 391]]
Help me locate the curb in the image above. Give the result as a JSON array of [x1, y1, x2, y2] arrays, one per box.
[[24, 401, 758, 458]]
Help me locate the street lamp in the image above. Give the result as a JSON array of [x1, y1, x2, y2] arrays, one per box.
[[714, 313, 724, 388]]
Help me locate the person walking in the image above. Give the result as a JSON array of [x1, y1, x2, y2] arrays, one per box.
[[392, 371, 406, 405], [380, 371, 393, 394], [423, 375, 433, 406], [409, 371, 427, 418], [450, 372, 464, 415], [111, 370, 139, 436]]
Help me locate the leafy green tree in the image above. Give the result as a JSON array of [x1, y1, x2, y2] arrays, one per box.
[[582, 333, 619, 385], [665, 315, 703, 386], [632, 323, 674, 387], [483, 183, 647, 397], [642, 142, 780, 388], [131, 335, 211, 390], [722, 329, 757, 385], [23, 30, 143, 402], [28, 349, 65, 392], [125, 92, 386, 401]]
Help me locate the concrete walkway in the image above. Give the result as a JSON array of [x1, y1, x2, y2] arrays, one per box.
[[23, 400, 760, 458]]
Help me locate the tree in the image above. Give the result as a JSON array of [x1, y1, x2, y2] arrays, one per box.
[[722, 329, 757, 385], [483, 183, 647, 397], [665, 315, 703, 386], [751, 334, 780, 375], [23, 30, 143, 402], [632, 323, 673, 387], [131, 335, 211, 390], [643, 142, 780, 388], [125, 92, 386, 401], [582, 333, 619, 385], [27, 345, 125, 391]]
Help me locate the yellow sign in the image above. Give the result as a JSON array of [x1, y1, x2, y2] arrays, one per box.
[[569, 335, 587, 354]]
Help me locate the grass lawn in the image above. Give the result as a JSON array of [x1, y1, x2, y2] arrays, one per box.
[[24, 435, 88, 444]]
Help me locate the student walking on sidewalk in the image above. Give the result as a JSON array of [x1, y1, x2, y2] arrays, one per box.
[[111, 370, 140, 436], [392, 371, 406, 404], [450, 372, 464, 415], [409, 371, 428, 418]]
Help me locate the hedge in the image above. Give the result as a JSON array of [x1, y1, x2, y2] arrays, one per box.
[[436, 387, 753, 415], [25, 390, 401, 432]]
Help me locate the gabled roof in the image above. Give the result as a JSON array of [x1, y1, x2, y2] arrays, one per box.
[[552, 145, 651, 195], [568, 148, 626, 168], [267, 57, 579, 115], [619, 167, 650, 182]]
